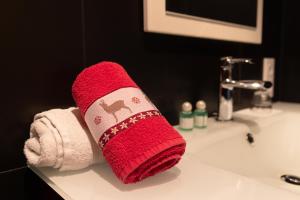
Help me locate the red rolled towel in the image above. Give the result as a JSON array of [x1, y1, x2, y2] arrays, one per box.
[[72, 61, 186, 183]]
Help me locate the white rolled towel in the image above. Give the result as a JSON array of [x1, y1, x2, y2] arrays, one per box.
[[24, 107, 104, 171]]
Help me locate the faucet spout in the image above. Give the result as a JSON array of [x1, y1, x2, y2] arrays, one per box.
[[222, 80, 272, 90], [218, 56, 273, 121]]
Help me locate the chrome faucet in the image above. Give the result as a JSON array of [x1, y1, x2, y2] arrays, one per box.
[[218, 56, 272, 121]]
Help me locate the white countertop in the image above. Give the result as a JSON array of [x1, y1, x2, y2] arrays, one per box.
[[30, 102, 300, 200]]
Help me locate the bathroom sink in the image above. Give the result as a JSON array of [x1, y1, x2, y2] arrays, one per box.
[[30, 102, 300, 200], [181, 102, 300, 194]]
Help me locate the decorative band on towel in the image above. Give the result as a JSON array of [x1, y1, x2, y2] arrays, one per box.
[[84, 87, 159, 148], [98, 110, 161, 148]]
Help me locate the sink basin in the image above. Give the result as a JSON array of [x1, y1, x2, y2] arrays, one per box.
[[30, 102, 300, 200], [181, 103, 300, 194]]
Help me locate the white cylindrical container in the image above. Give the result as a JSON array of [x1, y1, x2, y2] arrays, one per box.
[[194, 100, 208, 128], [179, 101, 194, 131]]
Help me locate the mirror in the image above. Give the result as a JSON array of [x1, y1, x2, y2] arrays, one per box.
[[144, 0, 263, 44]]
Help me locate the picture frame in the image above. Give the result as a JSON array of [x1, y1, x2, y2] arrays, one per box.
[[143, 0, 263, 44]]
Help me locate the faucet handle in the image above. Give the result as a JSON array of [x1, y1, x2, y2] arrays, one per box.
[[221, 56, 253, 66]]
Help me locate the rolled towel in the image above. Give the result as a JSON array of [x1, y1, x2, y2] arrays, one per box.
[[24, 107, 104, 171], [72, 61, 186, 183]]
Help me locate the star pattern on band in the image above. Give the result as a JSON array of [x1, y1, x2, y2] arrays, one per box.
[[138, 113, 146, 119], [98, 110, 161, 149], [129, 117, 138, 124], [110, 127, 118, 135], [120, 122, 128, 129], [146, 111, 153, 117], [103, 133, 110, 142]]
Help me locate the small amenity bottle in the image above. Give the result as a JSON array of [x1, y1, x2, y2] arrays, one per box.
[[179, 101, 194, 131], [194, 100, 208, 128]]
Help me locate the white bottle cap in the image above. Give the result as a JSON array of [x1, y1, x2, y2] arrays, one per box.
[[196, 100, 206, 110], [182, 101, 192, 112]]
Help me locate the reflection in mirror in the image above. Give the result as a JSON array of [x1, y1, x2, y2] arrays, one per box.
[[144, 0, 263, 44], [166, 0, 257, 28]]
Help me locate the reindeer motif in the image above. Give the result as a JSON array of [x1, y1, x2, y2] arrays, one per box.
[[99, 99, 132, 123]]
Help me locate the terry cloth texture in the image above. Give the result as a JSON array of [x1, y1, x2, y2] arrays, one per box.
[[72, 61, 186, 183], [24, 107, 104, 171]]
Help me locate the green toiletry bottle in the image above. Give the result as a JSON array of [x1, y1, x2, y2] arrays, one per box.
[[179, 101, 194, 131], [194, 100, 208, 128]]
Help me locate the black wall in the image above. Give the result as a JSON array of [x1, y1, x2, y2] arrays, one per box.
[[0, 0, 285, 186], [277, 1, 300, 102]]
